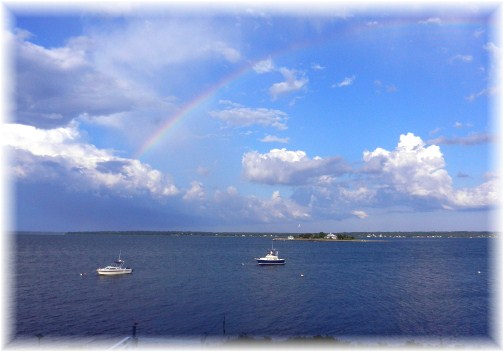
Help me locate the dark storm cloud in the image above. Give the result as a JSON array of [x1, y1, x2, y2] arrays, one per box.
[[15, 34, 139, 128]]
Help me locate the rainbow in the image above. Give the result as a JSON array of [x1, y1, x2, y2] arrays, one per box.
[[133, 15, 486, 159], [133, 29, 330, 159], [133, 62, 253, 159]]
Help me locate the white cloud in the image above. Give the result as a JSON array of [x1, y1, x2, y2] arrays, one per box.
[[260, 135, 289, 143], [289, 133, 498, 223], [3, 123, 179, 197], [311, 63, 325, 70], [78, 112, 127, 129], [267, 190, 311, 220], [465, 86, 498, 101], [484, 42, 501, 58], [419, 17, 442, 25], [242, 148, 349, 185], [5, 123, 316, 227], [91, 19, 242, 71], [334, 75, 355, 88], [212, 41, 241, 63], [253, 57, 275, 73], [374, 80, 397, 93], [474, 28, 485, 38], [196, 166, 211, 176], [183, 181, 206, 201], [449, 178, 499, 209], [427, 133, 493, 146], [212, 187, 310, 223], [338, 186, 377, 203], [14, 32, 152, 129], [460, 121, 473, 128], [13, 18, 242, 132], [210, 104, 288, 130], [449, 54, 473, 63], [363, 133, 453, 199], [290, 182, 377, 222], [252, 59, 308, 99], [352, 210, 368, 219], [269, 67, 308, 99], [362, 133, 498, 209]]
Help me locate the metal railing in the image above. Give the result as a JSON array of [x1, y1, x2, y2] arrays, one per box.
[[107, 323, 138, 350]]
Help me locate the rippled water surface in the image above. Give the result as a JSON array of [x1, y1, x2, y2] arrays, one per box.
[[12, 235, 492, 339]]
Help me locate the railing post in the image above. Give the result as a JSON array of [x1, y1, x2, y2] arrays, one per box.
[[132, 322, 138, 347]]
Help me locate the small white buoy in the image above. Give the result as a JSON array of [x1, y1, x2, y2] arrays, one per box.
[[300, 273, 304, 277], [477, 271, 482, 274]]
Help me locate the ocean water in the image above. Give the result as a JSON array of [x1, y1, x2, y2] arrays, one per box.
[[10, 234, 495, 344]]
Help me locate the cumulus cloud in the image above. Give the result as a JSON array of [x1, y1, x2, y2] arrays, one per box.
[[364, 133, 454, 199], [13, 19, 242, 130], [352, 210, 368, 219], [284, 133, 498, 224], [14, 33, 150, 129], [242, 148, 350, 185], [269, 67, 308, 99], [290, 182, 377, 222], [250, 57, 308, 99], [449, 178, 498, 209], [212, 187, 310, 223], [3, 123, 179, 197], [362, 133, 498, 209], [253, 57, 275, 73], [183, 181, 206, 201], [5, 122, 315, 228], [210, 103, 288, 130]]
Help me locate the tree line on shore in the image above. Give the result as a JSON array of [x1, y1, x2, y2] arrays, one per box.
[[296, 232, 356, 240]]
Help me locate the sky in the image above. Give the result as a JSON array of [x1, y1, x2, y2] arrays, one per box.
[[1, 1, 502, 233]]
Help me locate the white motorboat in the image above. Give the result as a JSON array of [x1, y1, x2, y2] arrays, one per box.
[[255, 244, 286, 265], [97, 251, 133, 275]]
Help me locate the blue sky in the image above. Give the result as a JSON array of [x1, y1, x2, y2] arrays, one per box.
[[3, 2, 501, 232]]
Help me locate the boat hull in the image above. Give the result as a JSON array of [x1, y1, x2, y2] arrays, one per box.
[[96, 268, 133, 275], [256, 259, 285, 265]]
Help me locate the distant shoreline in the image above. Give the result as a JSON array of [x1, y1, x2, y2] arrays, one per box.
[[274, 238, 385, 242], [13, 231, 498, 239]]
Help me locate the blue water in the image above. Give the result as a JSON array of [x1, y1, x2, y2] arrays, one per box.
[[12, 234, 493, 340]]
